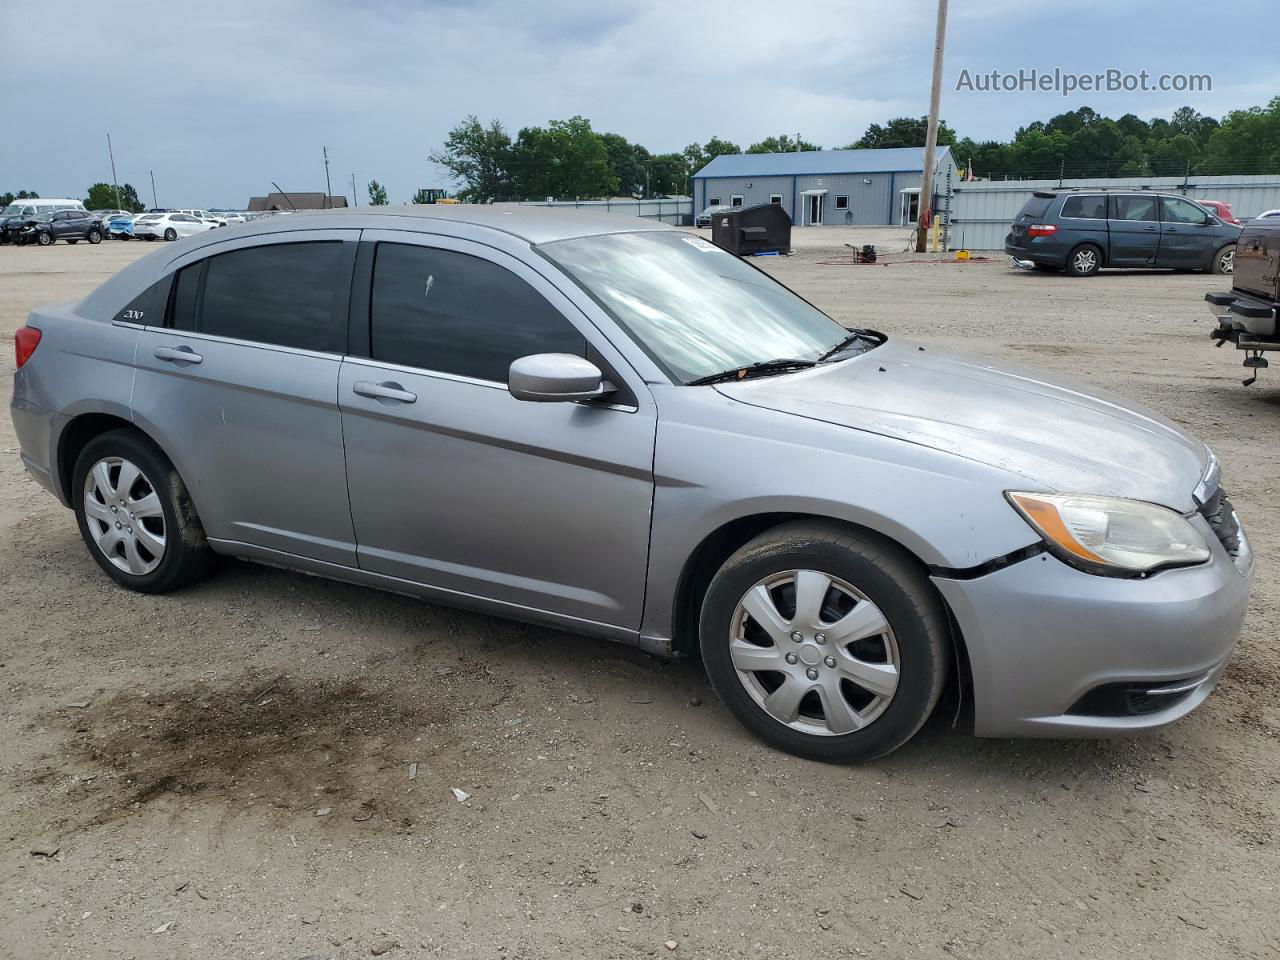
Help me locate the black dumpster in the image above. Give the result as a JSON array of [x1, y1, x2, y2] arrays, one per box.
[[709, 203, 791, 256]]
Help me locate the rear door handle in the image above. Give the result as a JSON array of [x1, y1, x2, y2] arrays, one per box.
[[153, 345, 203, 364], [353, 380, 417, 404]]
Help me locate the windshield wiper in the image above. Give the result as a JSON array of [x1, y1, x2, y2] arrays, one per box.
[[687, 357, 817, 386], [817, 328, 882, 362]]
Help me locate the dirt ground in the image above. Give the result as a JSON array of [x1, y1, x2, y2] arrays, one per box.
[[1, 231, 1277, 960]]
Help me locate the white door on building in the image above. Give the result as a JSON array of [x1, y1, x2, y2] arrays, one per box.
[[800, 190, 827, 226], [899, 188, 920, 226]]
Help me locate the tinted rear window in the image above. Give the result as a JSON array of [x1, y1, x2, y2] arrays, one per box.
[[171, 242, 348, 353], [1016, 195, 1054, 220], [1061, 195, 1106, 219]]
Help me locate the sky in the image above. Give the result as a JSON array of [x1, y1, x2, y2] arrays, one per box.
[[3, 0, 1276, 208]]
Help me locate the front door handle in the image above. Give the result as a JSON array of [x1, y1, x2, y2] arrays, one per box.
[[353, 380, 417, 404], [153, 345, 203, 364]]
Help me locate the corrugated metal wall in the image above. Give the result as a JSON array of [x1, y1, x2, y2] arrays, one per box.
[[948, 175, 1280, 250], [513, 197, 692, 225]]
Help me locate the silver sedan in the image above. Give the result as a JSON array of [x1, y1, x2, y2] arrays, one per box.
[[9, 207, 1253, 761]]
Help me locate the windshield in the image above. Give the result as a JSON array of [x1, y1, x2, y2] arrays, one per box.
[[2, 204, 25, 217], [540, 231, 854, 383]]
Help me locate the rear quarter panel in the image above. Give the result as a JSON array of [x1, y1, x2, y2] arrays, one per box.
[[11, 304, 140, 504]]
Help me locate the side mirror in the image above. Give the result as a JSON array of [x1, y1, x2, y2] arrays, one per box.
[[508, 353, 614, 403]]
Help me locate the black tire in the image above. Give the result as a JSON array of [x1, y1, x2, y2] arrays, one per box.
[[36, 231, 53, 246], [699, 521, 949, 763], [1212, 244, 1235, 275], [87, 229, 102, 244], [163, 228, 177, 241], [1064, 243, 1101, 277], [67, 239, 79, 245], [72, 429, 215, 594], [143, 235, 155, 241]]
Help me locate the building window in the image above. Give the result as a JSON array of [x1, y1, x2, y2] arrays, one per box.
[[769, 194, 782, 205], [731, 195, 744, 207], [834, 195, 849, 210], [709, 196, 721, 207]]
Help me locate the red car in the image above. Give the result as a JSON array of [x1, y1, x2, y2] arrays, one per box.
[[1198, 199, 1240, 224]]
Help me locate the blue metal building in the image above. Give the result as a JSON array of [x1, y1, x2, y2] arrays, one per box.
[[690, 146, 956, 226]]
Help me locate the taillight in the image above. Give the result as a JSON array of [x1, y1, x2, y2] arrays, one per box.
[[1027, 224, 1057, 238], [15, 326, 42, 368]]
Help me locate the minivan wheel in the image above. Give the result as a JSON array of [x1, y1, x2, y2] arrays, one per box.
[[1065, 244, 1101, 277], [699, 522, 949, 762], [163, 228, 177, 241], [1213, 244, 1235, 275], [73, 429, 215, 594]]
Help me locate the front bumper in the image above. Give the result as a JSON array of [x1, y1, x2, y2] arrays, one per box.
[[933, 523, 1253, 738]]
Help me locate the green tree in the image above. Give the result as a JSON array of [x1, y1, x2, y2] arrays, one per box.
[[1, 189, 39, 207], [849, 117, 955, 149], [84, 182, 144, 212], [648, 153, 689, 196], [428, 115, 514, 202], [747, 134, 820, 154], [682, 136, 741, 174], [600, 132, 652, 197], [1202, 97, 1280, 174], [510, 116, 618, 199], [367, 180, 389, 205]]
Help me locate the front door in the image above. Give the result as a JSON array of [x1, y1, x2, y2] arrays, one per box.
[[131, 231, 360, 565], [1157, 195, 1215, 269], [807, 193, 824, 226], [1107, 194, 1162, 266], [339, 233, 657, 630]]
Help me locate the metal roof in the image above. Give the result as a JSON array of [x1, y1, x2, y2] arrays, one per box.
[[693, 146, 950, 179]]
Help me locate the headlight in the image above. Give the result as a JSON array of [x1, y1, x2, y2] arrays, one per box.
[[1007, 492, 1210, 576]]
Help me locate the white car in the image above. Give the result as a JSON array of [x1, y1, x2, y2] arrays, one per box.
[[133, 212, 219, 241], [175, 208, 227, 227], [212, 211, 247, 224]]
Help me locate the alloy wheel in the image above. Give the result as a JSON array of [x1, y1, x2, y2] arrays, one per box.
[[1221, 249, 1234, 274], [82, 456, 166, 575], [1073, 248, 1097, 273], [729, 569, 900, 736]]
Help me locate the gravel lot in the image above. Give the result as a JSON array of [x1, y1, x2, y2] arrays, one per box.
[[2, 231, 1277, 960]]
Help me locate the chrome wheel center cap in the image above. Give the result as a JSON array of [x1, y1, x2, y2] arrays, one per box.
[[798, 644, 823, 667]]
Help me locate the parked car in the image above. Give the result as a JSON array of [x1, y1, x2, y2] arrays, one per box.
[[132, 211, 218, 241], [1205, 216, 1280, 385], [212, 211, 247, 224], [176, 209, 226, 227], [1005, 190, 1241, 277], [696, 204, 732, 227], [91, 208, 132, 223], [10, 208, 1253, 762], [1196, 199, 1240, 225], [106, 214, 136, 240], [1252, 209, 1280, 220], [0, 198, 85, 243], [14, 209, 104, 246]]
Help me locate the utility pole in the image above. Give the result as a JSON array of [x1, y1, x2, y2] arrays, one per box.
[[323, 146, 333, 208], [796, 132, 801, 152], [350, 173, 357, 207], [107, 133, 121, 210], [149, 170, 158, 209], [915, 0, 948, 253]]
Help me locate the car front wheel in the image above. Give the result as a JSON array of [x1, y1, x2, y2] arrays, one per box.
[[699, 522, 949, 762], [73, 429, 215, 594], [36, 231, 53, 246], [1213, 244, 1235, 275], [87, 229, 102, 244]]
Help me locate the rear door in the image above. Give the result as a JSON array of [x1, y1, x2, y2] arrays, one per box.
[[131, 231, 360, 564], [1157, 195, 1215, 269], [1107, 195, 1161, 266], [338, 232, 657, 629]]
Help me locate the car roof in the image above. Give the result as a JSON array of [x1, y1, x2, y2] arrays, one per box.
[[206, 204, 679, 245]]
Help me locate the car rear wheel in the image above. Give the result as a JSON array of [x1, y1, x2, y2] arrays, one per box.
[[1213, 244, 1235, 275], [36, 231, 53, 246], [1065, 244, 1101, 277], [87, 229, 102, 244], [73, 429, 215, 594], [699, 522, 949, 762], [163, 227, 177, 241]]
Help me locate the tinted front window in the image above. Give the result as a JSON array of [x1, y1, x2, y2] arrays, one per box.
[[541, 231, 849, 384], [1061, 195, 1106, 219], [181, 242, 347, 352], [1161, 197, 1209, 224], [370, 242, 585, 381], [1111, 196, 1158, 221]]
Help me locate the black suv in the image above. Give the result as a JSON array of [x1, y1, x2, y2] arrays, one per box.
[[14, 209, 104, 246], [1005, 190, 1241, 277]]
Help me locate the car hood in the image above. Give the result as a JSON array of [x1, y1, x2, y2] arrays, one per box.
[[714, 341, 1209, 512]]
